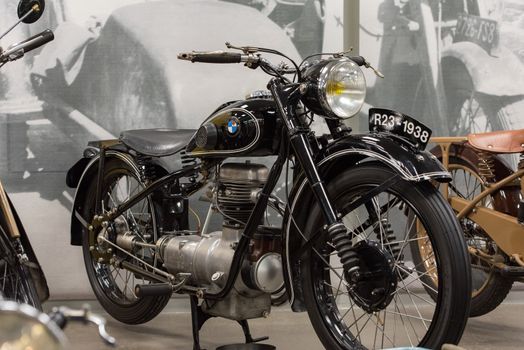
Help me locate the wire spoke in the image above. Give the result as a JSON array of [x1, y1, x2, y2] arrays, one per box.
[[305, 183, 441, 348]]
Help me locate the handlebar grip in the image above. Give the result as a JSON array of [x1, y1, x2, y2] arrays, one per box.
[[178, 51, 242, 64], [18, 29, 54, 54], [7, 29, 54, 57], [48, 310, 68, 330], [348, 56, 366, 67]]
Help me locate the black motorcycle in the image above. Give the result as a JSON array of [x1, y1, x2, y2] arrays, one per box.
[[66, 43, 471, 349], [0, 0, 54, 309]]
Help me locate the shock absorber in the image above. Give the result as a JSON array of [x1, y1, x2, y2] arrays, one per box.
[[379, 219, 402, 261], [327, 222, 360, 281], [136, 155, 155, 183]]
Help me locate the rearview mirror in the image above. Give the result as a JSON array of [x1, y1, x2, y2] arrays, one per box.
[[17, 0, 46, 24]]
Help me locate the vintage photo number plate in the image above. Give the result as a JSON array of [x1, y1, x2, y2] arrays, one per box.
[[454, 13, 499, 53]]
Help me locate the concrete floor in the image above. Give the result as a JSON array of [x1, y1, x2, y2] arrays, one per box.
[[45, 290, 524, 350]]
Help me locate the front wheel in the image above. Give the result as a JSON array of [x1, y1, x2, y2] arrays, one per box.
[[444, 157, 512, 317], [300, 164, 471, 349]]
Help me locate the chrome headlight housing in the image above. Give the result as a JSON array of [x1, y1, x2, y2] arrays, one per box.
[[302, 58, 367, 119]]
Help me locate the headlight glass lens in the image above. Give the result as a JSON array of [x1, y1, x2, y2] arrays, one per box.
[[321, 60, 366, 119]]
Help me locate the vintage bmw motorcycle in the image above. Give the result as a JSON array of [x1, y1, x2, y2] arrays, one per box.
[[66, 44, 471, 349]]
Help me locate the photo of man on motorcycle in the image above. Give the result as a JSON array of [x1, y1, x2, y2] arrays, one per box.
[[362, 0, 524, 137]]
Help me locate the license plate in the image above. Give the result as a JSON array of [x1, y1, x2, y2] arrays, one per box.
[[369, 108, 432, 150], [454, 13, 499, 53]]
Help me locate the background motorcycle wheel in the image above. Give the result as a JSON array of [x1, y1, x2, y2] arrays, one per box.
[[299, 164, 471, 349], [443, 65, 510, 135], [81, 157, 170, 324], [410, 71, 510, 136], [411, 156, 513, 317], [0, 226, 41, 309]]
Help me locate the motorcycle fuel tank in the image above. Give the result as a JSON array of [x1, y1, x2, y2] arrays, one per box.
[[186, 97, 281, 158]]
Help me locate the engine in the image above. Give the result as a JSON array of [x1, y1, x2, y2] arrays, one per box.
[[149, 162, 283, 320]]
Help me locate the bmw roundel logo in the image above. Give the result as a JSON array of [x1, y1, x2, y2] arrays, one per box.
[[227, 118, 240, 136]]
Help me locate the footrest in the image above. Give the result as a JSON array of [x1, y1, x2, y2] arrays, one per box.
[[216, 344, 275, 350], [501, 266, 524, 277]]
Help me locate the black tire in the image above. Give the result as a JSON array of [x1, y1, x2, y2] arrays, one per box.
[[441, 156, 512, 317], [300, 164, 471, 349], [80, 157, 169, 324], [0, 226, 41, 309]]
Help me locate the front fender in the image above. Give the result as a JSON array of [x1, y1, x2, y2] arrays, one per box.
[[442, 42, 524, 96], [282, 132, 450, 311], [323, 133, 450, 182]]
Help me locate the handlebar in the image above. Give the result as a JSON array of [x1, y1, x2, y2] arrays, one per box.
[[48, 305, 116, 347], [178, 50, 297, 76], [178, 51, 243, 64], [177, 49, 384, 78], [0, 29, 54, 63]]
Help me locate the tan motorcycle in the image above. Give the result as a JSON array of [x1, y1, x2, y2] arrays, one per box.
[[0, 0, 54, 309], [0, 293, 116, 349], [419, 130, 524, 317]]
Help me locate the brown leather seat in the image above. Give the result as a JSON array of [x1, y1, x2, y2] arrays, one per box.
[[468, 129, 524, 154]]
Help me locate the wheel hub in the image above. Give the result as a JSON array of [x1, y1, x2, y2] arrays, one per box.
[[346, 240, 397, 313]]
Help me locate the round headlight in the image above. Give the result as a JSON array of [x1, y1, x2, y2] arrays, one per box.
[[318, 59, 366, 119]]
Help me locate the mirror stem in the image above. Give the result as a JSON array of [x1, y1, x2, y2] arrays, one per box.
[[0, 6, 37, 41]]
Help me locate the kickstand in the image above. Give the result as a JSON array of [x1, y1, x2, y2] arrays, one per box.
[[237, 319, 269, 344], [190, 295, 214, 350]]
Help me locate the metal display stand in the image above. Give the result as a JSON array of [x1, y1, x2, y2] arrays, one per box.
[[190, 296, 275, 350]]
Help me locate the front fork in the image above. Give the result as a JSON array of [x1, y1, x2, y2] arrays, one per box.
[[268, 80, 360, 277]]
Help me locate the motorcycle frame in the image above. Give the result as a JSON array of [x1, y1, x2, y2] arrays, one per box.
[[87, 78, 344, 300], [432, 136, 524, 263]]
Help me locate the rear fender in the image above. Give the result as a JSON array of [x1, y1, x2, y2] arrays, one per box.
[[68, 148, 139, 246], [283, 132, 450, 311]]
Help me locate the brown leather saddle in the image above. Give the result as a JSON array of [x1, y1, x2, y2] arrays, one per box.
[[468, 129, 524, 154]]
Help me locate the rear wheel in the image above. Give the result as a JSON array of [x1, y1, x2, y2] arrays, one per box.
[[300, 164, 471, 349], [449, 159, 513, 317], [81, 157, 169, 324], [0, 226, 41, 309], [444, 65, 509, 135], [416, 157, 513, 317]]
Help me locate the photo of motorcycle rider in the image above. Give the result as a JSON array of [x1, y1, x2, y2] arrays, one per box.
[[372, 0, 421, 117], [362, 0, 524, 143]]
